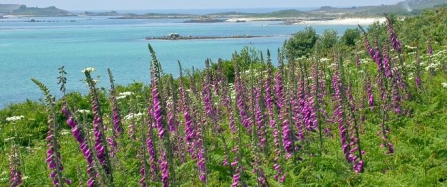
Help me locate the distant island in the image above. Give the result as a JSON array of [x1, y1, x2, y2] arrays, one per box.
[[184, 16, 226, 23], [0, 4, 73, 17], [1, 0, 447, 19]]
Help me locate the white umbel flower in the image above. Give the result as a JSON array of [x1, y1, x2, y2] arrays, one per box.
[[6, 115, 24, 122], [441, 82, 447, 89], [81, 67, 95, 73]]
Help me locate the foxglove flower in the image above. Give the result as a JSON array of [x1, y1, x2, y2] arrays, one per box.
[[32, 79, 70, 186], [355, 54, 360, 67], [160, 151, 169, 187], [365, 80, 373, 111], [332, 72, 351, 162], [427, 40, 433, 55], [62, 106, 96, 187], [385, 16, 402, 53], [107, 68, 123, 155], [254, 87, 266, 148], [235, 69, 252, 132], [84, 70, 113, 182], [382, 48, 392, 78], [9, 145, 22, 187], [146, 125, 159, 182]]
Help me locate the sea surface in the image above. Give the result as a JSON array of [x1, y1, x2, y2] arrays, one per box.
[[0, 16, 360, 107]]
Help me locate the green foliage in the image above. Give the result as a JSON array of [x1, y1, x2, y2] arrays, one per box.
[[2, 7, 447, 187], [284, 27, 318, 59], [341, 28, 361, 47], [401, 7, 447, 45], [0, 100, 47, 147], [318, 29, 339, 50]]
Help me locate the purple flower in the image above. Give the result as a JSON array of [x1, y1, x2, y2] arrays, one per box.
[[427, 41, 433, 55], [367, 79, 374, 110], [356, 54, 360, 67], [231, 172, 240, 187], [415, 76, 421, 89], [388, 143, 395, 154], [382, 48, 392, 78], [9, 146, 23, 187], [179, 81, 196, 158], [146, 130, 158, 182], [386, 16, 402, 53], [108, 69, 123, 147], [354, 160, 364, 173], [275, 71, 284, 112], [254, 87, 266, 148], [392, 81, 401, 114], [152, 83, 165, 139], [62, 105, 96, 186], [84, 70, 112, 181], [235, 72, 252, 132], [281, 118, 293, 154], [160, 152, 169, 187]]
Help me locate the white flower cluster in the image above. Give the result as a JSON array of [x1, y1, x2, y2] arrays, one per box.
[[425, 63, 439, 71], [4, 137, 15, 142], [81, 67, 95, 73], [123, 112, 143, 120], [320, 57, 330, 62], [84, 79, 99, 86], [441, 82, 447, 89], [228, 83, 236, 100], [77, 109, 91, 114], [60, 129, 71, 136], [360, 58, 370, 64], [405, 45, 417, 50], [295, 56, 307, 61], [6, 115, 24, 122], [116, 91, 134, 100], [329, 63, 337, 68]]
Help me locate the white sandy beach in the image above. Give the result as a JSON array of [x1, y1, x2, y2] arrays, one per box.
[[296, 17, 386, 25], [227, 17, 386, 25]]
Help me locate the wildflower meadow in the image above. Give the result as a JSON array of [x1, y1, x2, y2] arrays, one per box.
[[1, 7, 447, 187]]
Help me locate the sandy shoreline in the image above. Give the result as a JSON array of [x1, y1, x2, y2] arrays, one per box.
[[295, 18, 386, 25], [227, 17, 386, 25]]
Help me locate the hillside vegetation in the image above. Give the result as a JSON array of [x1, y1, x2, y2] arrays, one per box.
[[1, 7, 447, 187], [309, 0, 447, 16]]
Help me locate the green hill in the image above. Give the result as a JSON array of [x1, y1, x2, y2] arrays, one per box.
[[0, 4, 21, 13], [309, 0, 447, 16], [398, 0, 447, 9], [4, 4, 72, 16]]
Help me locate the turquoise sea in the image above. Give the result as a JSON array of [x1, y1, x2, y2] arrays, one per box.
[[0, 16, 360, 107]]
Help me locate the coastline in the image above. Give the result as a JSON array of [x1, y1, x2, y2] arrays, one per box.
[[226, 17, 386, 25], [294, 17, 386, 25]]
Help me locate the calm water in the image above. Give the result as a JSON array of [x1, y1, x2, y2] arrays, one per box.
[[1, 16, 358, 107]]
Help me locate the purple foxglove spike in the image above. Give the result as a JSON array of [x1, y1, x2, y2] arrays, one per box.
[[356, 54, 360, 67], [388, 143, 394, 154], [275, 72, 284, 111], [231, 172, 240, 187], [427, 41, 433, 55], [160, 151, 169, 187], [386, 17, 402, 53]]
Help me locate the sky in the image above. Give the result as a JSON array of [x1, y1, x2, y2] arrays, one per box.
[[2, 0, 404, 11]]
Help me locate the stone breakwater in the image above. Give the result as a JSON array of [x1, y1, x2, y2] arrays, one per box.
[[145, 35, 262, 40]]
